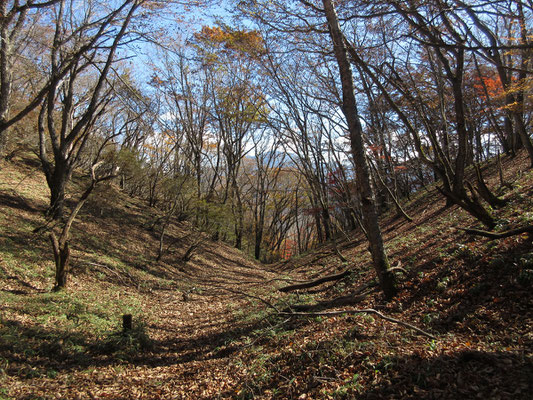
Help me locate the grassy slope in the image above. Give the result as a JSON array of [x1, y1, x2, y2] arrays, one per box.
[[0, 151, 532, 399]]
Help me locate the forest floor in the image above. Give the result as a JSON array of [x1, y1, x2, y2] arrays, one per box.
[[0, 151, 532, 399]]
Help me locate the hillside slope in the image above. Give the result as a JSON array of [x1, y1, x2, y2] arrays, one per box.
[[236, 151, 533, 399], [1, 152, 532, 399], [0, 154, 278, 399]]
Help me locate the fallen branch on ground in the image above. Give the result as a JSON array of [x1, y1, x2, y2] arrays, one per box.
[[280, 308, 436, 339], [217, 285, 433, 339], [282, 281, 377, 312], [71, 260, 134, 285], [388, 261, 408, 275], [388, 266, 408, 274], [283, 292, 370, 312], [264, 277, 309, 284], [457, 225, 533, 240], [182, 239, 202, 262], [279, 269, 352, 292]]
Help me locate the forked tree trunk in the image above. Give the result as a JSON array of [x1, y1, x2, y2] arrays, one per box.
[[474, 164, 507, 208], [322, 0, 397, 299]]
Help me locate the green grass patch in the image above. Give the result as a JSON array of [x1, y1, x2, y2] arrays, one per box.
[[0, 286, 149, 368]]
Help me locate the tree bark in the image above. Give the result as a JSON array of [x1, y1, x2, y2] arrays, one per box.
[[48, 164, 69, 219], [474, 164, 507, 208], [49, 162, 118, 290]]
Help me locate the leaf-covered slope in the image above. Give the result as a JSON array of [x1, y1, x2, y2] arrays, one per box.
[[232, 150, 533, 399]]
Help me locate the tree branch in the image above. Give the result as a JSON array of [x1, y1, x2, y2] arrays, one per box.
[[219, 287, 281, 313]]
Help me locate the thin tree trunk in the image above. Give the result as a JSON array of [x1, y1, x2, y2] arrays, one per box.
[[370, 160, 413, 222], [49, 162, 118, 290], [515, 2, 533, 167], [0, 1, 13, 158], [321, 0, 396, 299], [233, 179, 243, 250]]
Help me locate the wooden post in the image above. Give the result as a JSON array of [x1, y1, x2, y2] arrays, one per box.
[[122, 314, 132, 332]]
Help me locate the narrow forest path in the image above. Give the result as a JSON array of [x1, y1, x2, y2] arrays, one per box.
[[8, 246, 279, 399]]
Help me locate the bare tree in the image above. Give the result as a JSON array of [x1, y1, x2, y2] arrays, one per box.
[[38, 0, 141, 219], [320, 0, 397, 299], [0, 0, 62, 156], [246, 130, 285, 259], [50, 160, 119, 290]]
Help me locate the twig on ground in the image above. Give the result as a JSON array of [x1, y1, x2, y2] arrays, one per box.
[[233, 277, 309, 286], [241, 317, 292, 349], [71, 259, 135, 285], [282, 292, 371, 312], [388, 266, 408, 275]]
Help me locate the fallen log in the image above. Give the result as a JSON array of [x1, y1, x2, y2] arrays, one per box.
[[279, 269, 352, 292]]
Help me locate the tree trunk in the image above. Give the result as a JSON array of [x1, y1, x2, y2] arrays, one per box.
[[254, 220, 263, 260], [314, 209, 324, 244], [234, 194, 243, 250], [50, 232, 70, 290], [450, 51, 468, 196], [48, 171, 67, 220], [321, 206, 332, 241], [254, 234, 261, 260], [0, 126, 6, 157], [447, 50, 495, 228], [474, 164, 507, 208], [515, 3, 533, 167], [322, 0, 396, 300], [0, 3, 12, 159], [47, 162, 116, 290]]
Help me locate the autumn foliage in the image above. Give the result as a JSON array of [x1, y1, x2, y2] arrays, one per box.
[[194, 26, 265, 57]]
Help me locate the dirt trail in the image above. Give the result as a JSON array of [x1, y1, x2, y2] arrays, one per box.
[[8, 247, 278, 399]]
